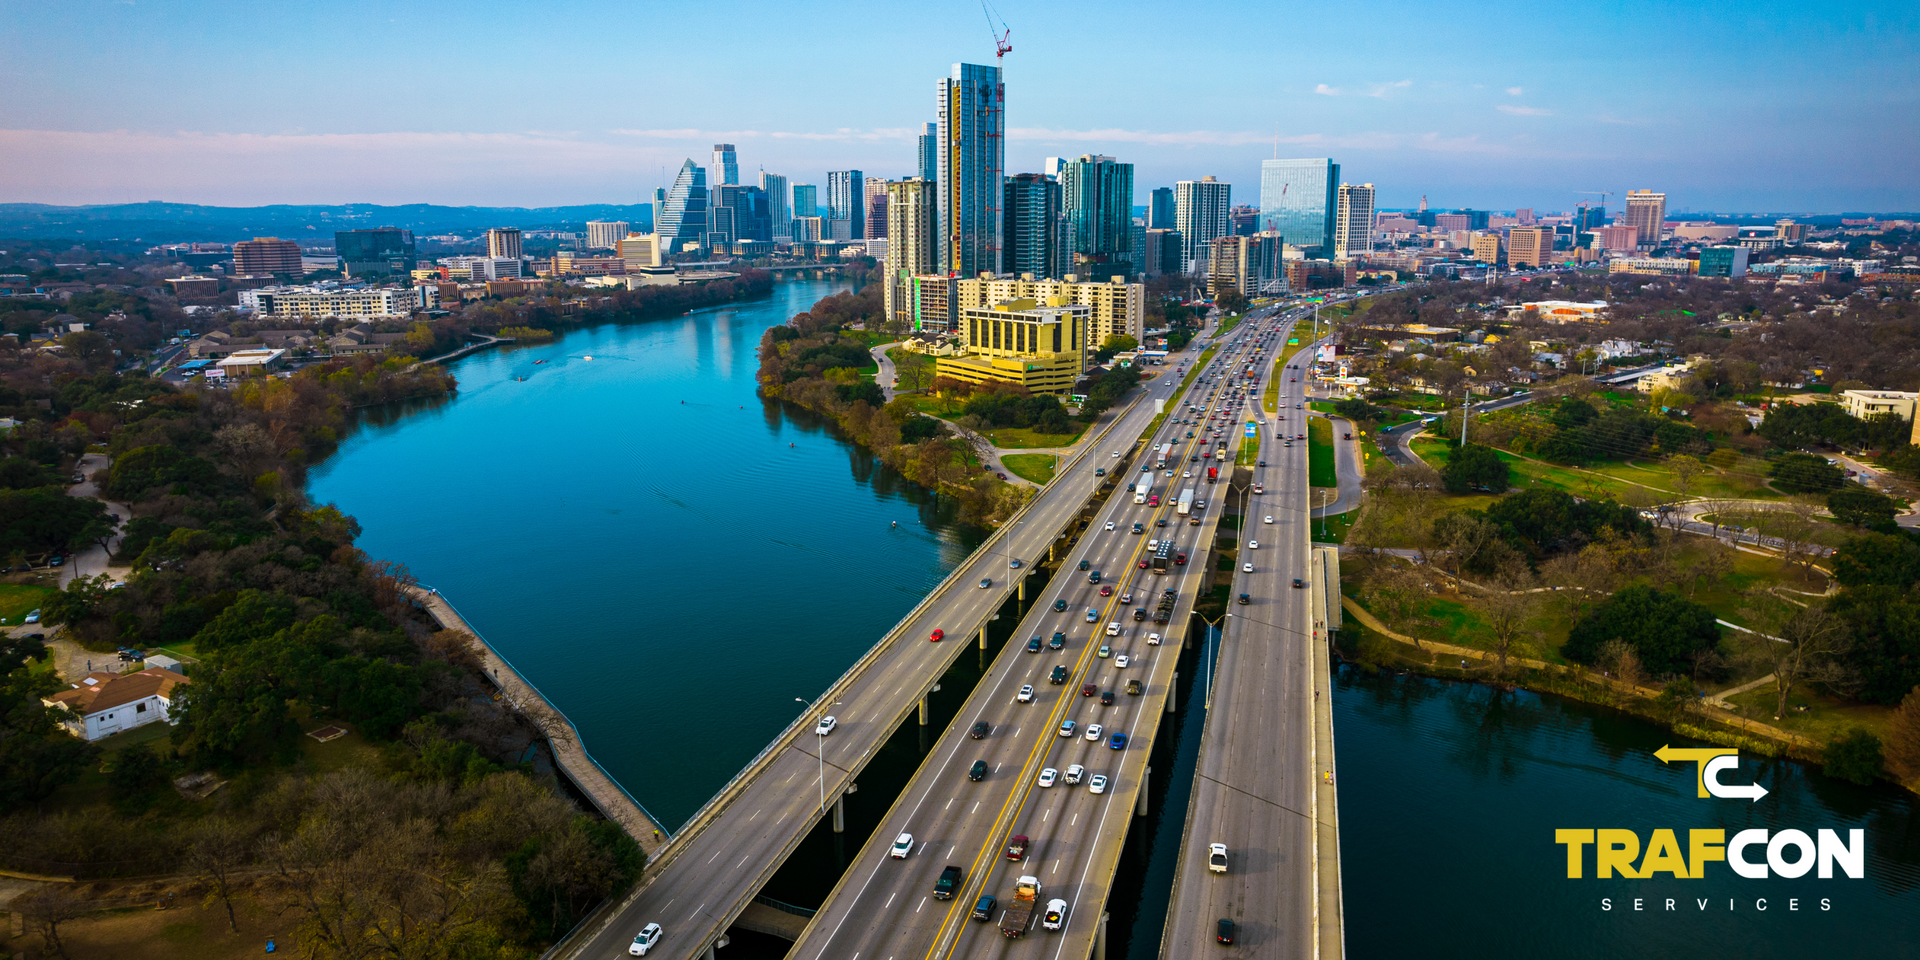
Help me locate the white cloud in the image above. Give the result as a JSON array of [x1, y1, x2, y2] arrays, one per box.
[[1366, 80, 1414, 98], [1506, 86, 1524, 96], [1314, 84, 1342, 96], [1498, 105, 1552, 116]]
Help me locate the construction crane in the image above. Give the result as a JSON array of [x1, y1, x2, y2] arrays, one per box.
[[1576, 190, 1612, 211], [982, 0, 1011, 58]]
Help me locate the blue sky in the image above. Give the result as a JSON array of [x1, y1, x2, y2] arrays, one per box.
[[3, 0, 1916, 213]]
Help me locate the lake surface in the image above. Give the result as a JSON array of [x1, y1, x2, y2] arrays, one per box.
[[307, 279, 986, 827]]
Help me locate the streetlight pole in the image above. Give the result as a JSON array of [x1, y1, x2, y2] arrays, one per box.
[[798, 696, 842, 815], [1198, 613, 1226, 710]]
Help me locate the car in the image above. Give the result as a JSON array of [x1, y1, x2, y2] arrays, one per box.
[[1009, 558, 1023, 568], [1100, 585, 1113, 597], [1050, 665, 1070, 684], [1018, 684, 1035, 702], [1086, 607, 1099, 622], [1217, 918, 1236, 944], [1084, 723, 1104, 741], [969, 760, 988, 782], [1292, 578, 1305, 588], [1133, 608, 1148, 621], [1209, 843, 1229, 873], [1156, 518, 1168, 527], [971, 720, 991, 739], [1098, 643, 1112, 658], [1238, 592, 1251, 605], [973, 894, 998, 921], [1264, 515, 1273, 524], [629, 922, 664, 956], [1043, 899, 1068, 932], [1243, 562, 1254, 573], [1054, 598, 1068, 611], [935, 864, 964, 899], [1079, 559, 1091, 571], [1105, 621, 1120, 636], [1105, 521, 1116, 531], [1038, 767, 1058, 787], [1026, 636, 1043, 653], [1131, 522, 1144, 534], [815, 716, 837, 736], [1183, 470, 1192, 478], [1110, 731, 1128, 749], [1247, 541, 1258, 550], [1064, 763, 1085, 784], [1257, 460, 1266, 467], [1088, 570, 1102, 583], [1100, 689, 1115, 705], [23, 609, 40, 624], [1147, 632, 1161, 645], [979, 578, 993, 589], [1082, 682, 1098, 697], [1138, 559, 1150, 569], [1089, 774, 1108, 794], [1119, 592, 1133, 604], [1115, 654, 1130, 668], [930, 629, 944, 642], [1006, 834, 1030, 861], [1050, 632, 1066, 649], [1058, 720, 1077, 737]]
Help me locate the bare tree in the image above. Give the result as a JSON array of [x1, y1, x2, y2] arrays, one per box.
[[1687, 540, 1736, 598], [1480, 566, 1540, 673], [187, 816, 256, 932], [1667, 454, 1705, 495], [1367, 563, 1431, 649], [16, 886, 86, 960], [1737, 591, 1854, 720], [1596, 638, 1645, 689]]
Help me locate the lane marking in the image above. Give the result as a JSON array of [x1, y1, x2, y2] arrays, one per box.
[[885, 892, 896, 910], [917, 898, 926, 914]]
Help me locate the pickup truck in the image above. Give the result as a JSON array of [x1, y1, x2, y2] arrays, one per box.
[[1005, 834, 1029, 861], [1000, 876, 1041, 937], [935, 865, 963, 900], [1126, 678, 1144, 696]]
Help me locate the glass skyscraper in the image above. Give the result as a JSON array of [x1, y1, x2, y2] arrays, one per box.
[[1004, 173, 1063, 279], [712, 144, 738, 186], [760, 172, 790, 239], [1148, 187, 1174, 229], [937, 61, 1005, 278], [1060, 154, 1133, 269], [1259, 158, 1340, 257], [1174, 177, 1231, 273], [792, 184, 818, 222], [828, 170, 865, 239], [657, 159, 709, 253], [918, 123, 939, 183]]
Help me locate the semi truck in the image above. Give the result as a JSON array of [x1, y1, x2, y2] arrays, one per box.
[[1001, 876, 1042, 938], [1155, 442, 1174, 469], [1134, 474, 1155, 505], [1206, 466, 1219, 484], [1176, 487, 1196, 516]]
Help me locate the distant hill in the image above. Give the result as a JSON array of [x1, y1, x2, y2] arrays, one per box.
[[0, 201, 656, 244]]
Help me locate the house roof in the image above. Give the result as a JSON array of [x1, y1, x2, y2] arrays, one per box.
[[43, 668, 190, 716]]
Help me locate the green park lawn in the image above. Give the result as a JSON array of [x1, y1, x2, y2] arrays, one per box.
[[1214, 313, 1244, 336], [985, 426, 1085, 449], [1001, 453, 1059, 484], [0, 583, 56, 625], [1308, 418, 1336, 487]]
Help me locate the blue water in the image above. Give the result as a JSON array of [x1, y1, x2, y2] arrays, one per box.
[[1333, 665, 1920, 957], [306, 280, 985, 828]]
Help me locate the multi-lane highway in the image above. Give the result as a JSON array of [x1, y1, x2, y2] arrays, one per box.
[[783, 305, 1307, 960], [569, 315, 1224, 960]]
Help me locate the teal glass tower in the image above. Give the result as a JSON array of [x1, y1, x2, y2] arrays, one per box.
[[1259, 158, 1339, 257]]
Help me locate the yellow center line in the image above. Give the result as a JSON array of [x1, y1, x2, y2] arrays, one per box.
[[918, 342, 1251, 960]]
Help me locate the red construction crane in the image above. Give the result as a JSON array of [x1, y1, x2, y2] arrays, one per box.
[[983, 0, 1011, 57]]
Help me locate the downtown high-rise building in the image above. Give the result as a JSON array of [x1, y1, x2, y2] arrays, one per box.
[[1508, 226, 1554, 268], [712, 185, 771, 243], [657, 159, 710, 254], [486, 227, 523, 260], [585, 220, 629, 250], [937, 61, 1005, 278], [1004, 172, 1064, 280], [918, 123, 939, 183], [1625, 190, 1667, 247], [1259, 158, 1339, 257], [759, 172, 790, 240], [1060, 154, 1134, 276], [1334, 183, 1375, 259], [828, 169, 866, 239], [1148, 187, 1175, 229], [792, 184, 819, 224], [865, 177, 890, 241], [712, 144, 739, 186], [1174, 176, 1231, 274], [884, 178, 940, 328], [232, 237, 303, 278], [335, 227, 415, 277]]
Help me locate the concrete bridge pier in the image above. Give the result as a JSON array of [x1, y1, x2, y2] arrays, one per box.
[[1137, 766, 1150, 816], [979, 626, 988, 650], [832, 794, 846, 832], [919, 694, 929, 725], [1167, 674, 1177, 713], [1094, 911, 1109, 960], [1018, 576, 1026, 603]]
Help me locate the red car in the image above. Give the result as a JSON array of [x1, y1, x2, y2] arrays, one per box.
[[1099, 585, 1113, 597], [930, 629, 945, 642], [1081, 683, 1098, 697], [1138, 559, 1150, 569]]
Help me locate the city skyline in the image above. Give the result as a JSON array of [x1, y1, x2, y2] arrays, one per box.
[[2, 0, 1917, 212]]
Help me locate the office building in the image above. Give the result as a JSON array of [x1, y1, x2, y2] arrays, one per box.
[[793, 217, 824, 242], [1174, 176, 1231, 274], [1839, 389, 1919, 422], [759, 173, 790, 240], [894, 274, 959, 333], [1625, 190, 1667, 247], [1148, 187, 1174, 229], [712, 185, 771, 243], [937, 61, 1006, 278], [792, 184, 818, 223], [1608, 257, 1695, 277], [1508, 226, 1554, 268], [1128, 219, 1147, 276], [1515, 208, 1535, 224], [712, 144, 738, 186], [335, 228, 416, 277], [1775, 219, 1808, 243], [1144, 229, 1182, 277], [1592, 224, 1640, 253], [956, 274, 1143, 348], [657, 159, 710, 255], [885, 179, 939, 327], [1259, 158, 1339, 257], [486, 227, 523, 260], [1696, 246, 1750, 278], [1060, 155, 1133, 274], [865, 177, 890, 240], [1433, 214, 1472, 233], [1230, 206, 1260, 237], [232, 237, 303, 278], [938, 298, 1090, 396], [917, 122, 939, 183], [586, 221, 629, 250], [1334, 183, 1375, 258], [1004, 173, 1064, 281], [1283, 259, 1356, 291], [1470, 232, 1501, 264], [1208, 236, 1258, 298], [827, 170, 866, 239]]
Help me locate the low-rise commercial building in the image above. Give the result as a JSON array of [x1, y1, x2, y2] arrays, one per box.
[[956, 274, 1143, 347], [1520, 300, 1610, 321], [936, 298, 1090, 396], [1839, 389, 1918, 422], [1608, 257, 1695, 276], [43, 669, 191, 742]]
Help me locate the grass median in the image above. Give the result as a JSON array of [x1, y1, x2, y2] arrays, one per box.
[[1308, 417, 1336, 487]]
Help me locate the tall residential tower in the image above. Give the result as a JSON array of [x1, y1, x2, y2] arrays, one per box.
[[937, 62, 1005, 278], [1174, 177, 1231, 274], [1334, 183, 1375, 259]]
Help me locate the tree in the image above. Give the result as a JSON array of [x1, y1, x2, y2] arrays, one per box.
[[188, 816, 256, 932], [1770, 452, 1845, 494], [1429, 511, 1499, 576], [1366, 563, 1429, 648], [1666, 454, 1704, 495], [1215, 290, 1248, 315], [1737, 591, 1854, 720], [1441, 442, 1510, 493], [1480, 567, 1540, 672], [1565, 585, 1721, 676], [1829, 484, 1899, 529], [1823, 729, 1882, 786], [1654, 678, 1699, 721], [1885, 686, 1920, 784], [107, 742, 170, 813], [1686, 539, 1735, 597], [16, 885, 85, 959], [1832, 530, 1920, 588]]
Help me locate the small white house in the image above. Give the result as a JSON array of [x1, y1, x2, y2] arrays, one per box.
[[42, 668, 191, 742]]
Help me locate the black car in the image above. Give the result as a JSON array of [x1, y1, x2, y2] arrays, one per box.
[[1079, 559, 1091, 571], [1156, 518, 1168, 527], [1050, 665, 1070, 684], [968, 760, 989, 782], [1216, 918, 1236, 944], [1050, 632, 1066, 649], [1054, 599, 1068, 612], [1100, 690, 1115, 705], [1292, 578, 1305, 588], [936, 864, 964, 899], [1088, 570, 1101, 584], [1027, 636, 1043, 653], [972, 894, 997, 921], [971, 721, 991, 740], [1133, 608, 1147, 621], [1238, 593, 1251, 605]]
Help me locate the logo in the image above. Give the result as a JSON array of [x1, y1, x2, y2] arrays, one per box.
[[1653, 745, 1767, 801]]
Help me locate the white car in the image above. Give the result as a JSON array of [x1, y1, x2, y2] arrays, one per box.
[[1264, 515, 1273, 524], [815, 716, 837, 736], [1243, 562, 1254, 573], [1115, 655, 1130, 669], [1105, 621, 1121, 637], [1089, 774, 1108, 795], [1209, 842, 1229, 873], [891, 833, 914, 858], [1043, 898, 1068, 931], [1064, 763, 1085, 784], [1017, 684, 1034, 703], [1182, 470, 1192, 478], [1105, 521, 1115, 531], [1248, 541, 1258, 550], [1084, 723, 1105, 742], [630, 922, 663, 956], [1147, 633, 1161, 646], [1038, 767, 1059, 788]]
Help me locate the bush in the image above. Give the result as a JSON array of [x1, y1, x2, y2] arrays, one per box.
[[1565, 585, 1721, 676], [1823, 729, 1883, 786], [1829, 484, 1899, 529], [1441, 442, 1510, 494]]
